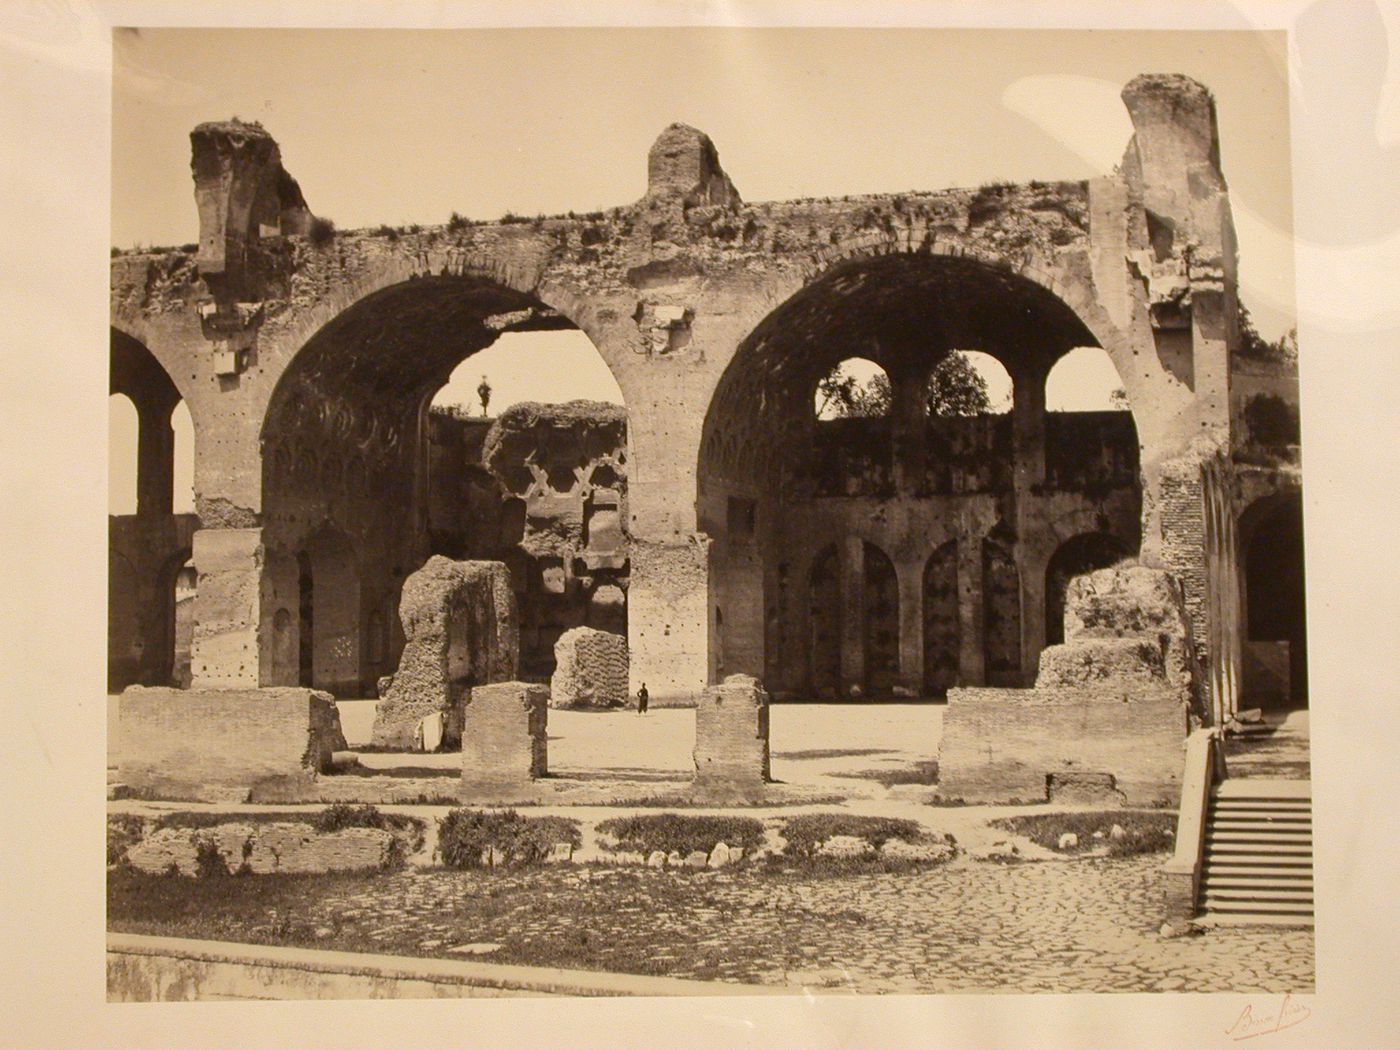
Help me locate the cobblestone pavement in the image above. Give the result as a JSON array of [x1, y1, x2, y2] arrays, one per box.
[[223, 856, 1313, 994]]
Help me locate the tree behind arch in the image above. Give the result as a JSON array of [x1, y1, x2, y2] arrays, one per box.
[[817, 351, 990, 418]]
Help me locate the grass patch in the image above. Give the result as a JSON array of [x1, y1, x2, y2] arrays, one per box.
[[595, 813, 765, 857], [436, 809, 581, 869], [779, 813, 926, 858], [990, 810, 1176, 857]]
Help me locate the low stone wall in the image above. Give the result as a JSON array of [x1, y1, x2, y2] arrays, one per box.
[[462, 682, 548, 795], [117, 687, 345, 802], [108, 933, 777, 1001], [550, 626, 628, 708], [938, 686, 1188, 805], [692, 674, 770, 800], [125, 823, 397, 876]]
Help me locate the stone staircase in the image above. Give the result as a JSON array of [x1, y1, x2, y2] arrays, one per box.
[[1197, 779, 1313, 927]]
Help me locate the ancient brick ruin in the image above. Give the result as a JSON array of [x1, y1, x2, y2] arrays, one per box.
[[369, 556, 516, 749], [108, 74, 1305, 798]]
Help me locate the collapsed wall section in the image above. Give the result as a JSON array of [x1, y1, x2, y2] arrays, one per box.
[[938, 564, 1194, 805], [370, 556, 517, 749]]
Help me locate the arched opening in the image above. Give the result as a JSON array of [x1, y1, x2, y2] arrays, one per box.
[[293, 526, 360, 695], [926, 350, 1011, 416], [982, 525, 1022, 686], [1046, 346, 1125, 411], [261, 275, 628, 699], [109, 328, 195, 693], [1043, 346, 1141, 496], [699, 249, 1139, 700], [171, 400, 195, 515], [1045, 532, 1127, 646], [922, 540, 959, 695], [1241, 492, 1307, 710], [108, 393, 139, 516], [814, 357, 891, 419], [863, 541, 900, 697]]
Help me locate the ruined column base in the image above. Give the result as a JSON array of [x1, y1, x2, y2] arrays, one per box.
[[691, 674, 771, 801], [460, 682, 548, 800]]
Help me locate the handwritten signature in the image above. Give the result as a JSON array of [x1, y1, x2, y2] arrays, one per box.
[[1225, 993, 1312, 1040]]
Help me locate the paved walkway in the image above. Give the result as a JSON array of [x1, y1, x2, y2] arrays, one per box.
[[1224, 709, 1311, 780], [173, 857, 1312, 994]]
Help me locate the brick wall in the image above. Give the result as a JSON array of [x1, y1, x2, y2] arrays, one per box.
[[461, 681, 548, 791], [938, 686, 1188, 805], [118, 687, 343, 802]]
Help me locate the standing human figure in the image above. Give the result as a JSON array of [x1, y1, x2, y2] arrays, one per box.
[[636, 682, 649, 716]]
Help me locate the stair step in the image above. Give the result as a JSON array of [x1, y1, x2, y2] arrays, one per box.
[[1194, 913, 1314, 929], [1206, 845, 1313, 856], [1201, 899, 1315, 915], [1211, 804, 1312, 816], [1214, 780, 1311, 801], [1202, 866, 1313, 880], [1202, 875, 1313, 890], [1215, 812, 1310, 823], [1203, 853, 1314, 867], [1209, 821, 1312, 834], [1203, 888, 1314, 904], [1204, 828, 1310, 845]]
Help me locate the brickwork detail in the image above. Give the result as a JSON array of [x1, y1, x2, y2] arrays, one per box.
[[692, 673, 770, 797], [550, 626, 628, 708]]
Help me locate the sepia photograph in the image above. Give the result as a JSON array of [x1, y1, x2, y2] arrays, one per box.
[[7, 2, 1400, 1045], [101, 24, 1314, 1001]]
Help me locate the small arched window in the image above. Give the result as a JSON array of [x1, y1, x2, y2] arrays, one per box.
[[926, 350, 1011, 416], [814, 357, 891, 419], [1046, 347, 1127, 412]]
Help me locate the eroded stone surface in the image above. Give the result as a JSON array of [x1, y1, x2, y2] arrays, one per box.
[[550, 626, 628, 708], [370, 557, 517, 750]]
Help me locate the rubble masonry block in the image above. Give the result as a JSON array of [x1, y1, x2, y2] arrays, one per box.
[[371, 556, 517, 750], [118, 686, 344, 802], [550, 626, 628, 708]]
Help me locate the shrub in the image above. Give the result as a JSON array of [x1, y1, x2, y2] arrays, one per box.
[[313, 803, 387, 834], [107, 814, 148, 866], [595, 813, 765, 857], [779, 813, 924, 859], [374, 224, 399, 241], [447, 211, 468, 232], [308, 216, 336, 247], [436, 809, 581, 869], [989, 810, 1176, 857]]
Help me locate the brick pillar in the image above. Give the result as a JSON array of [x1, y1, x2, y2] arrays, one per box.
[[890, 368, 927, 496], [693, 673, 769, 798], [1012, 361, 1047, 684], [956, 530, 986, 685], [135, 396, 177, 517], [190, 527, 267, 689], [895, 558, 923, 695], [839, 534, 866, 696], [461, 682, 548, 793]]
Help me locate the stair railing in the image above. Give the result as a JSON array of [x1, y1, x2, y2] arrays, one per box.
[[1161, 726, 1227, 926]]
